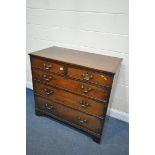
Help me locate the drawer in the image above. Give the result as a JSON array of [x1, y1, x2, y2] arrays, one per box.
[[35, 96, 103, 134], [68, 67, 113, 87], [34, 82, 108, 117], [31, 56, 65, 74], [32, 69, 109, 101]]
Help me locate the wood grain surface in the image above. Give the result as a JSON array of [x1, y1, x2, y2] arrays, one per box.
[[29, 46, 122, 73]]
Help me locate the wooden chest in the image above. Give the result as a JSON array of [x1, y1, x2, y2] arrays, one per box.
[[29, 46, 122, 143]]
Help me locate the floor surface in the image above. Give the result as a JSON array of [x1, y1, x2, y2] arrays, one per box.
[[26, 88, 129, 155]]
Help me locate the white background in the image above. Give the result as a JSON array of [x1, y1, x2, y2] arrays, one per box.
[[0, 0, 155, 155], [26, 0, 129, 117]]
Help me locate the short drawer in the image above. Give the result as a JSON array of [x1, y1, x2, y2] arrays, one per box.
[[31, 56, 65, 74], [32, 69, 110, 101], [68, 67, 113, 87], [35, 96, 103, 134], [34, 82, 108, 117]]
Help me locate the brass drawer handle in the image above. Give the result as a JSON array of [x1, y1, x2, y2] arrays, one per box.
[[45, 103, 54, 110], [44, 88, 54, 95], [80, 85, 92, 93], [81, 72, 93, 81], [101, 75, 108, 81], [43, 75, 52, 81], [80, 100, 90, 108], [77, 116, 87, 124], [43, 63, 52, 70]]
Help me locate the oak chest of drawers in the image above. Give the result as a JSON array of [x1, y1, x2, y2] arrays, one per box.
[[29, 46, 122, 143]]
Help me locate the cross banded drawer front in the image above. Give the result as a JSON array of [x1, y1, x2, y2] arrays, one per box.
[[32, 69, 109, 101], [34, 82, 108, 117], [29, 46, 122, 143], [31, 57, 65, 74], [35, 96, 103, 134], [68, 67, 113, 87]]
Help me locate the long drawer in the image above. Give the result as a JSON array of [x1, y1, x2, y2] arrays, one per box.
[[32, 69, 110, 101], [35, 96, 103, 134], [33, 82, 108, 117]]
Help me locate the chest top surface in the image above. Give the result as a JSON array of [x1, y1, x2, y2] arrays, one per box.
[[29, 46, 122, 74]]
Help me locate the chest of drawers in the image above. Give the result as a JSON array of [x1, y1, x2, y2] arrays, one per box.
[[29, 46, 122, 143]]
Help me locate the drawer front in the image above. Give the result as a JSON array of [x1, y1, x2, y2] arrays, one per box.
[[31, 56, 65, 74], [34, 82, 107, 117], [32, 69, 109, 101], [68, 67, 113, 87], [35, 96, 103, 134]]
